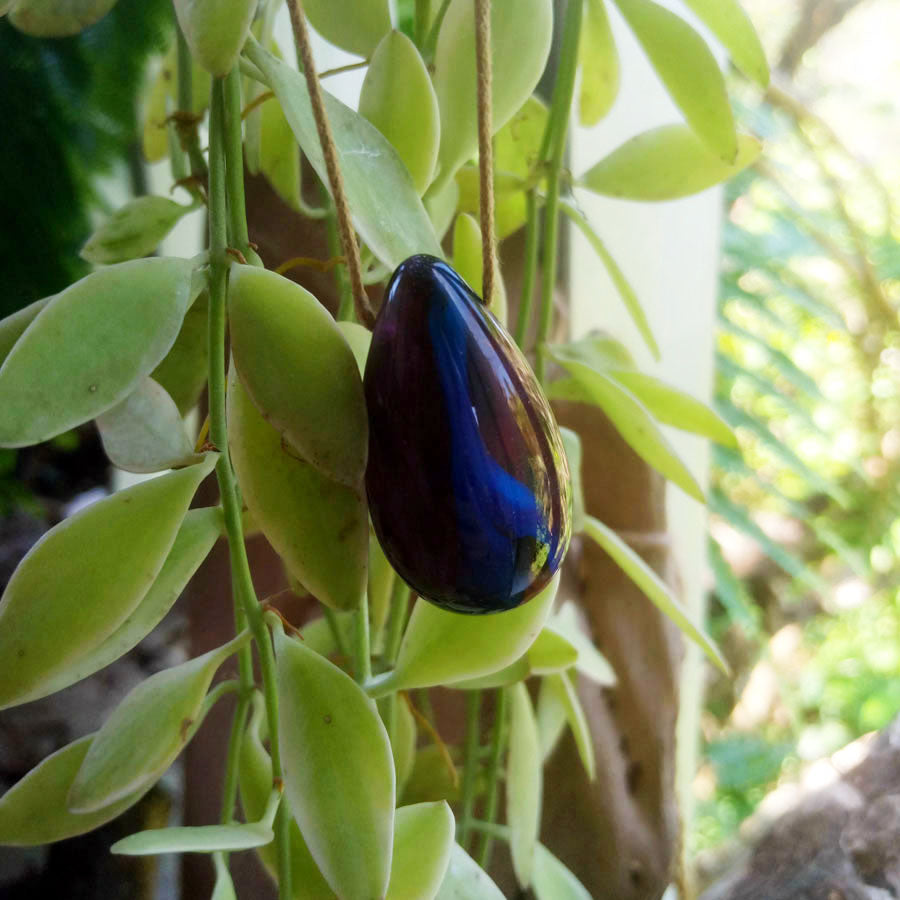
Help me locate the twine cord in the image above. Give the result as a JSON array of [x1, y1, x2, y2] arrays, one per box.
[[474, 0, 497, 306], [287, 0, 374, 328]]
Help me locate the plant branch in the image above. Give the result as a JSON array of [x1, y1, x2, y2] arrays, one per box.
[[535, 0, 583, 384], [208, 76, 292, 900], [458, 690, 483, 849], [476, 687, 508, 868], [474, 0, 496, 306], [286, 0, 375, 328]]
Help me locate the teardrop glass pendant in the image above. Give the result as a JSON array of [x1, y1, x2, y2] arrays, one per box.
[[364, 255, 572, 614]]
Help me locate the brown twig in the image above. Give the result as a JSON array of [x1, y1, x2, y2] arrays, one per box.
[[286, 0, 375, 328], [474, 0, 496, 306]]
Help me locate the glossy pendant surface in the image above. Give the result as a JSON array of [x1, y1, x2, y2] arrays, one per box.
[[364, 254, 572, 614]]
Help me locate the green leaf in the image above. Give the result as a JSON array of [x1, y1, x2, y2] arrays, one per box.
[[435, 843, 506, 899], [151, 290, 210, 415], [274, 628, 395, 900], [259, 87, 302, 212], [431, 0, 553, 189], [559, 427, 585, 533], [456, 96, 549, 239], [401, 746, 461, 808], [0, 736, 148, 846], [0, 296, 52, 367], [546, 673, 595, 780], [245, 40, 442, 269], [212, 855, 238, 900], [238, 694, 335, 895], [68, 632, 247, 813], [368, 574, 559, 695], [360, 31, 441, 195], [707, 536, 760, 636], [336, 321, 371, 380], [174, 0, 256, 76], [425, 178, 461, 242], [610, 0, 737, 159], [228, 265, 367, 488], [96, 377, 201, 473], [0, 257, 200, 447], [303, 0, 391, 57], [368, 532, 396, 639], [228, 369, 368, 611], [583, 515, 728, 672], [579, 125, 761, 200], [536, 676, 568, 760], [0, 458, 217, 710], [532, 843, 593, 900], [453, 213, 484, 296], [677, 0, 769, 86], [111, 821, 274, 855], [8, 0, 117, 36], [392, 696, 418, 797], [547, 367, 703, 502], [579, 0, 619, 125], [506, 682, 542, 888], [11, 506, 223, 707], [548, 602, 616, 686], [609, 370, 737, 447], [387, 802, 455, 900], [80, 196, 192, 265], [558, 200, 659, 359]]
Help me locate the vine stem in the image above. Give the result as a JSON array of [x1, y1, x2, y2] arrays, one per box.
[[175, 22, 208, 186], [458, 690, 483, 849], [286, 0, 375, 328], [476, 687, 508, 868], [474, 0, 497, 306], [535, 0, 583, 384], [208, 77, 292, 900]]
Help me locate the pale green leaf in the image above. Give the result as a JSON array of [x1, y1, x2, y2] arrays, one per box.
[[431, 0, 553, 190], [368, 574, 559, 695], [579, 0, 619, 125], [0, 296, 52, 366], [610, 370, 737, 447], [536, 677, 568, 760], [392, 697, 417, 798], [549, 602, 616, 686], [677, 0, 769, 86], [387, 802, 455, 900], [259, 89, 301, 211], [546, 673, 595, 780], [228, 264, 367, 489], [547, 366, 703, 501], [68, 632, 247, 813], [245, 40, 442, 269], [559, 427, 585, 534], [533, 843, 593, 900], [579, 125, 761, 200], [435, 843, 506, 899], [212, 855, 238, 900], [583, 515, 728, 672], [558, 200, 660, 359], [549, 331, 637, 372], [425, 178, 460, 242], [0, 457, 217, 710], [11, 506, 223, 707], [360, 31, 440, 194], [303, 0, 390, 57], [111, 821, 274, 855], [336, 321, 371, 380], [275, 628, 395, 900], [506, 682, 541, 888], [97, 377, 201, 473], [8, 0, 116, 35], [228, 370, 368, 611], [610, 0, 737, 159], [0, 736, 148, 846], [367, 532, 396, 639], [80, 196, 192, 265], [174, 0, 255, 76], [453, 213, 483, 296], [151, 290, 209, 415], [0, 257, 200, 447]]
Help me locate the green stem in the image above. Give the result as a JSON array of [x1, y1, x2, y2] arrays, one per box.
[[476, 688, 509, 869], [223, 68, 250, 254], [415, 0, 430, 48], [534, 0, 583, 384], [458, 690, 482, 849], [422, 0, 452, 61], [320, 181, 353, 320], [219, 691, 251, 827], [176, 23, 208, 184], [208, 76, 292, 900], [322, 606, 349, 659], [354, 592, 372, 684], [380, 581, 410, 752], [514, 190, 539, 348]]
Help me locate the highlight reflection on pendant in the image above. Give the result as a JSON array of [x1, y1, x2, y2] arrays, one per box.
[[364, 255, 572, 614]]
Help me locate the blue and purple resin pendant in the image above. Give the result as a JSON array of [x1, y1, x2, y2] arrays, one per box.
[[364, 255, 572, 614]]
